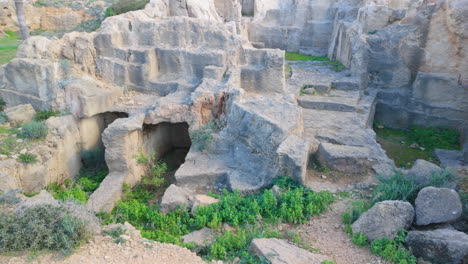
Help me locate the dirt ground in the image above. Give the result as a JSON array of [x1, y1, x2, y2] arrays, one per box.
[[295, 198, 389, 264]]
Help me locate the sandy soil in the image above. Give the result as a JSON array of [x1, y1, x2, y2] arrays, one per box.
[[296, 198, 389, 264], [0, 234, 207, 264]]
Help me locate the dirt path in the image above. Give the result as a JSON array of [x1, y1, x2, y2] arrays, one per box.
[[296, 198, 388, 264]]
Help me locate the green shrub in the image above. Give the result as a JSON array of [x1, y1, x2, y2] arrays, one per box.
[[351, 232, 369, 247], [372, 171, 420, 204], [0, 205, 91, 252], [133, 151, 168, 189], [18, 153, 37, 164], [19, 121, 48, 139], [35, 109, 59, 121], [341, 200, 371, 225], [370, 231, 416, 264], [322, 261, 337, 264], [191, 120, 220, 151], [0, 97, 6, 111], [105, 0, 149, 17], [0, 112, 7, 124], [0, 190, 21, 205], [103, 226, 126, 239]]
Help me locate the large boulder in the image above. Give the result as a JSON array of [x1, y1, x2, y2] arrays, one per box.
[[352, 200, 414, 241], [407, 159, 443, 186], [160, 184, 192, 213], [406, 229, 468, 264], [4, 104, 36, 125], [415, 187, 462, 226], [249, 238, 328, 264]]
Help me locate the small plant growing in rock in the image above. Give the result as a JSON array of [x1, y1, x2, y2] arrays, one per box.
[[18, 153, 37, 164], [19, 121, 48, 139], [35, 109, 60, 121], [0, 97, 6, 111], [191, 120, 220, 151], [133, 151, 168, 188]]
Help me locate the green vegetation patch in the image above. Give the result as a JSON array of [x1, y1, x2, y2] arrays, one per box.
[[375, 124, 460, 168], [103, 176, 335, 263], [0, 31, 20, 65], [0, 205, 91, 253], [105, 0, 149, 17], [18, 121, 48, 140], [285, 52, 329, 62]]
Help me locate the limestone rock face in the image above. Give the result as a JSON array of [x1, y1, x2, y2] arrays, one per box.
[[406, 229, 468, 264], [249, 238, 328, 264], [415, 187, 463, 226], [352, 200, 414, 241], [4, 104, 36, 125]]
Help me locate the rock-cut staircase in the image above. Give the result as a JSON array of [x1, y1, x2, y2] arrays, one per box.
[[287, 60, 393, 175]]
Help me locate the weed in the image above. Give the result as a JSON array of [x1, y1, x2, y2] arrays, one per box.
[[35, 110, 60, 121], [191, 120, 220, 151], [285, 52, 329, 62], [18, 153, 37, 164], [322, 261, 337, 264], [321, 61, 346, 72], [318, 165, 330, 173], [0, 205, 91, 252], [114, 237, 127, 244], [133, 151, 168, 189], [105, 0, 149, 17], [372, 171, 420, 204], [370, 230, 416, 264], [341, 200, 371, 225], [0, 112, 7, 124], [351, 232, 369, 247], [110, 176, 334, 262], [103, 226, 126, 239], [408, 126, 460, 151], [18, 121, 48, 140], [0, 97, 6, 111]]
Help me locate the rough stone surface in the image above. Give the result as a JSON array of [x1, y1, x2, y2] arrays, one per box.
[[407, 160, 443, 186], [17, 190, 58, 208], [249, 238, 328, 264], [191, 194, 219, 212], [160, 184, 193, 214], [415, 187, 463, 226], [352, 200, 414, 241], [182, 227, 216, 246], [406, 229, 468, 264], [4, 104, 36, 125]]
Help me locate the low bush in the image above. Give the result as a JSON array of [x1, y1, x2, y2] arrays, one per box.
[[133, 151, 168, 189], [0, 97, 6, 111], [372, 172, 420, 204], [351, 232, 369, 247], [341, 200, 371, 226], [0, 112, 7, 124], [105, 0, 149, 17], [0, 205, 91, 253], [191, 120, 220, 151], [35, 109, 60, 121], [18, 153, 37, 164], [19, 121, 48, 139], [370, 231, 416, 264]]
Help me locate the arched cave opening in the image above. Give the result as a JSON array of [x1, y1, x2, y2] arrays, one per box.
[[141, 122, 192, 201]]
